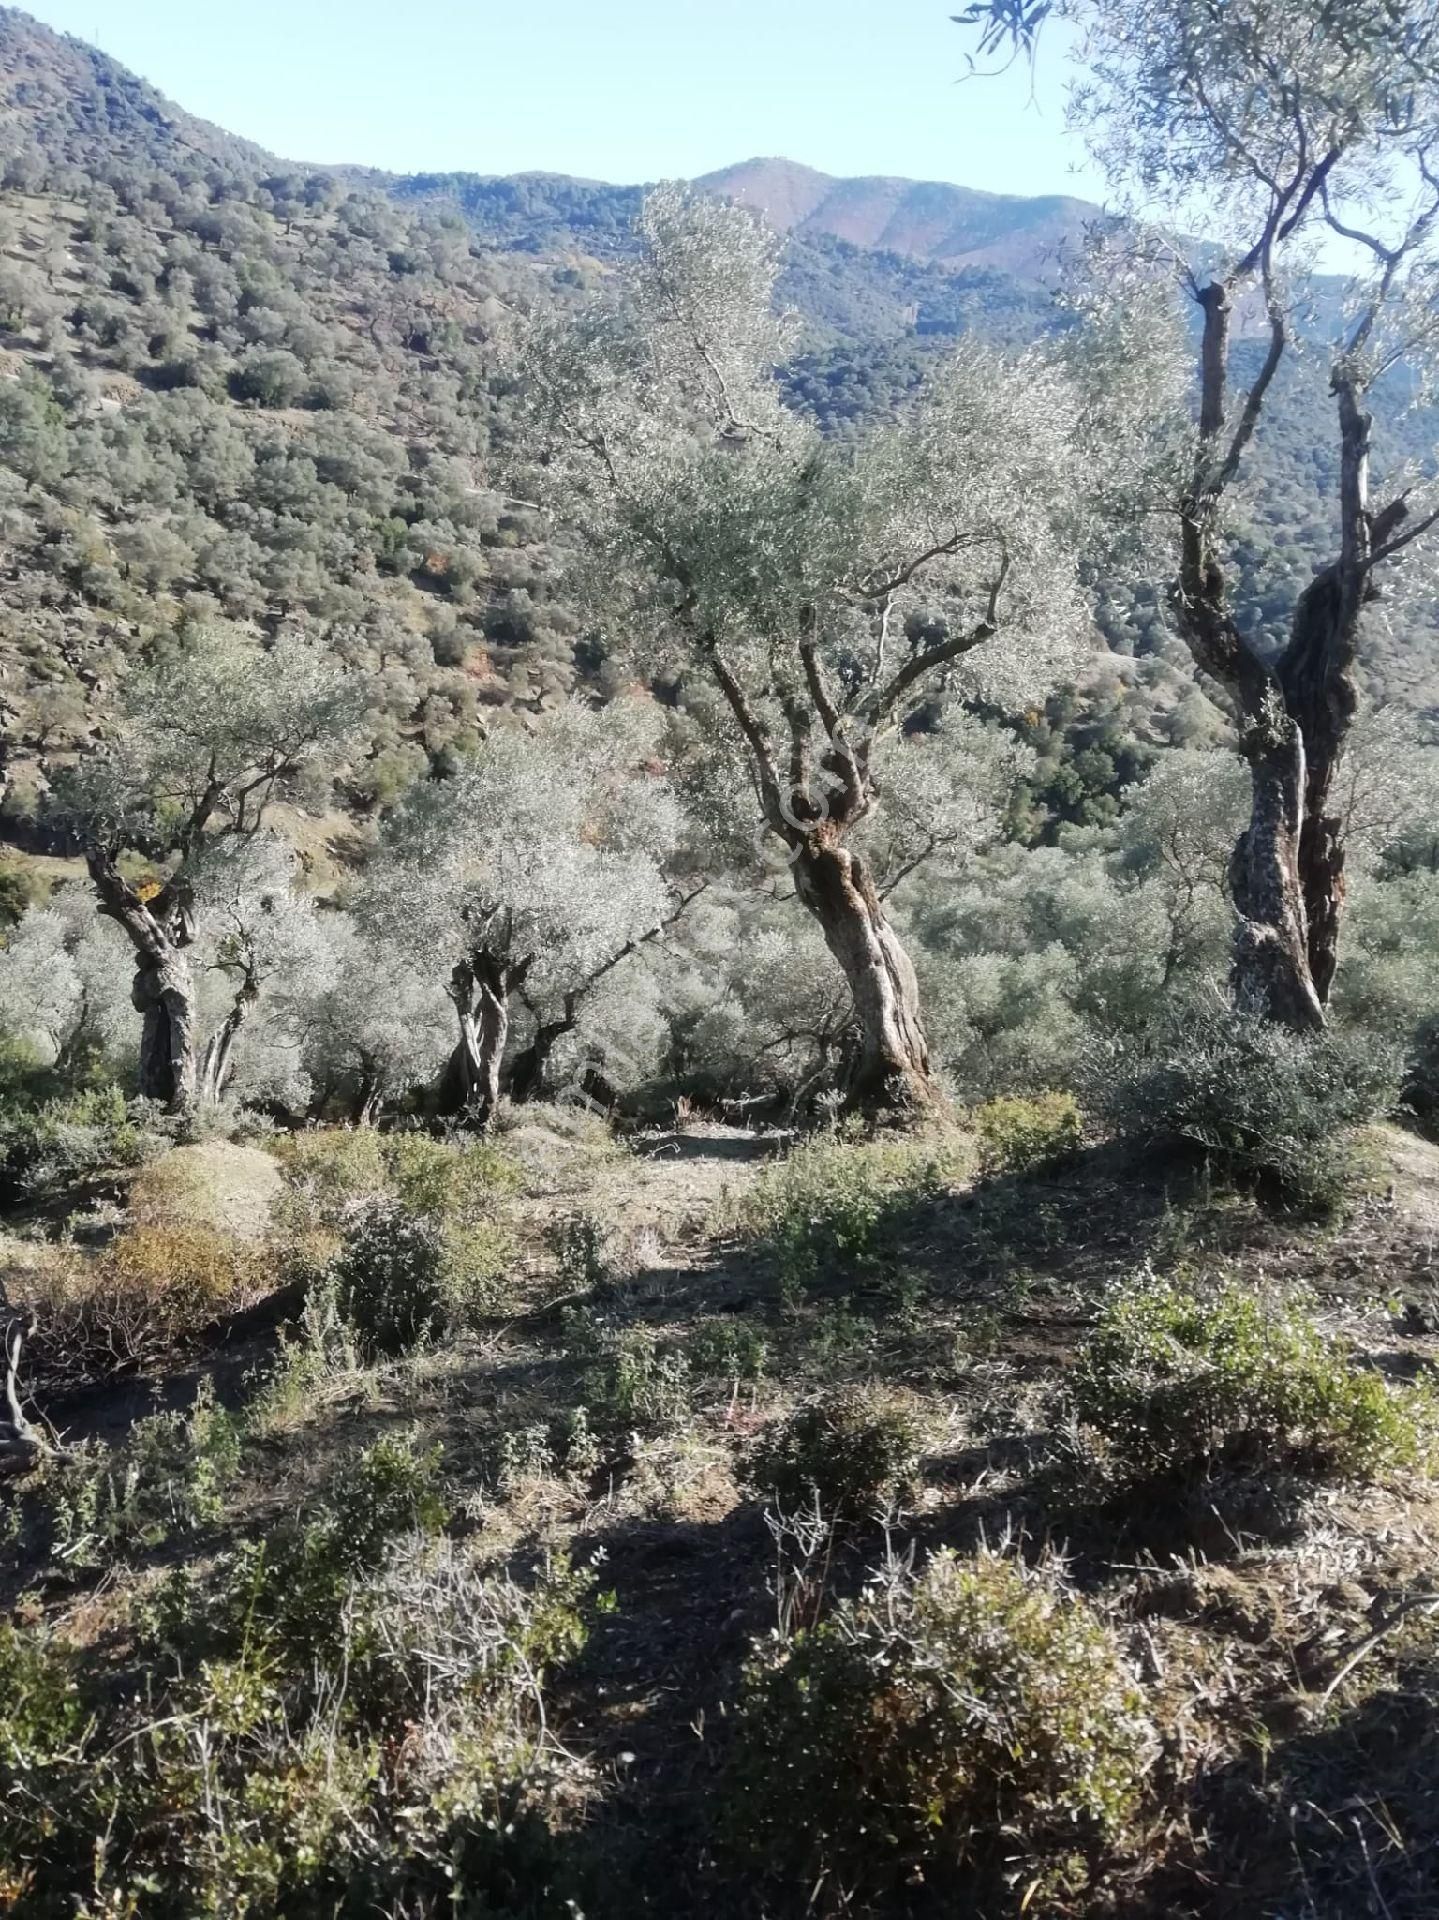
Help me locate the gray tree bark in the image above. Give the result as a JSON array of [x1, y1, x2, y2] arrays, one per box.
[[87, 848, 201, 1114], [1175, 285, 1389, 1031], [436, 951, 522, 1129], [792, 836, 935, 1112]]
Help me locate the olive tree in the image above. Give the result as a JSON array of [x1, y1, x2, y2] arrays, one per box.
[[962, 0, 1439, 1028], [51, 627, 362, 1114], [362, 698, 689, 1128], [519, 187, 1163, 1111], [189, 835, 333, 1111]]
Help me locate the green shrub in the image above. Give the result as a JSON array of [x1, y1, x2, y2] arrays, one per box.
[[1094, 1007, 1398, 1207], [0, 1085, 163, 1200], [2, 1542, 591, 1919], [329, 1200, 450, 1359], [746, 1385, 924, 1517], [689, 1319, 768, 1389], [546, 1207, 628, 1292], [584, 1326, 693, 1432], [381, 1130, 522, 1216], [149, 1432, 448, 1671], [1072, 1272, 1438, 1484], [0, 1621, 85, 1770], [973, 1090, 1084, 1176], [441, 1216, 515, 1315], [724, 1546, 1154, 1913], [743, 1135, 960, 1304], [273, 1126, 388, 1234]]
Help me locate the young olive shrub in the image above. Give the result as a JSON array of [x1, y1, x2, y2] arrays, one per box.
[[688, 1319, 769, 1392], [973, 1090, 1084, 1177], [546, 1207, 631, 1294], [745, 1385, 924, 1519], [1073, 1273, 1439, 1486], [1094, 1006, 1399, 1208], [724, 1545, 1156, 1914], [328, 1201, 448, 1359]]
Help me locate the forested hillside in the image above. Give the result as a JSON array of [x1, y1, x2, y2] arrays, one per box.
[[0, 0, 1431, 863]]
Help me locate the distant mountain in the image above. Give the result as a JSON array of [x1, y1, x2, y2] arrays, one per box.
[[695, 157, 1097, 276]]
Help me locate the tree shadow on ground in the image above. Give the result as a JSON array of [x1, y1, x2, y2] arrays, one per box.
[[1151, 1652, 1439, 1919]]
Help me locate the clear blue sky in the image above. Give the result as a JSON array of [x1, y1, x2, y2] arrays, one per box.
[[19, 1, 1105, 197]]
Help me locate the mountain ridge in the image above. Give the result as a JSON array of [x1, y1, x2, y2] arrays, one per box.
[[694, 156, 1097, 273]]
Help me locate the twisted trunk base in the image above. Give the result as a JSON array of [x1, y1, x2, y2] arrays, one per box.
[[133, 946, 199, 1114], [1230, 718, 1326, 1032], [435, 957, 509, 1129], [792, 840, 938, 1115]]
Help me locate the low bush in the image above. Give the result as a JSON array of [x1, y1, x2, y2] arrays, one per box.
[[1, 1533, 593, 1917], [973, 1090, 1083, 1177], [328, 1200, 451, 1359], [745, 1385, 924, 1518], [274, 1127, 522, 1242], [26, 1220, 265, 1378], [325, 1196, 512, 1360], [689, 1319, 768, 1390], [26, 1381, 241, 1568], [1072, 1272, 1438, 1484], [345, 1539, 595, 1736], [381, 1130, 522, 1216], [272, 1125, 387, 1235], [0, 1085, 164, 1201], [584, 1326, 693, 1433], [1093, 1006, 1398, 1207], [742, 1133, 962, 1305], [547, 1208, 630, 1292], [148, 1431, 449, 1672], [724, 1545, 1155, 1914]]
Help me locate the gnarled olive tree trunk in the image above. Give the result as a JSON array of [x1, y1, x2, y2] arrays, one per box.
[[436, 951, 528, 1129], [87, 849, 200, 1114], [791, 833, 935, 1112], [705, 639, 941, 1117], [196, 974, 259, 1110], [1177, 287, 1386, 1030]]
